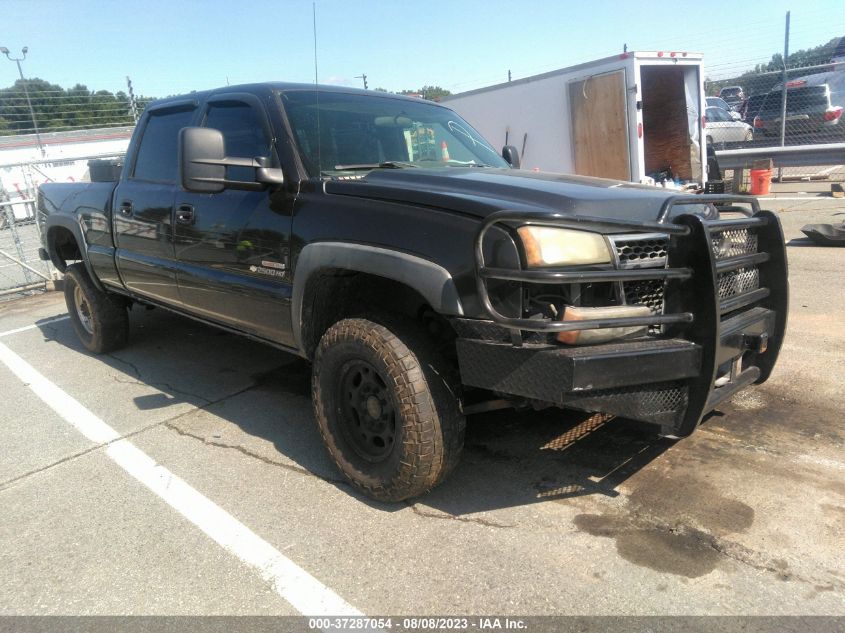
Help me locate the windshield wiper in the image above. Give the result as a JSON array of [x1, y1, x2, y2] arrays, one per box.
[[332, 161, 419, 171]]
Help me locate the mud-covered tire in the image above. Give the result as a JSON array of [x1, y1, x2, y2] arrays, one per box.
[[312, 317, 465, 502], [64, 263, 129, 354]]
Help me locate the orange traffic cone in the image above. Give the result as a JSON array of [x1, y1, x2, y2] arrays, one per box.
[[441, 141, 450, 162]]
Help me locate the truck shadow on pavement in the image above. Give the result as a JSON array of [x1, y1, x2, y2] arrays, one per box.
[[39, 307, 675, 516]]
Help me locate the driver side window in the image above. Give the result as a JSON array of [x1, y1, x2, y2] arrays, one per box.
[[203, 102, 270, 182]]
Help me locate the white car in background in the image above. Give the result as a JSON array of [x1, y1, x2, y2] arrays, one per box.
[[706, 96, 742, 120], [705, 106, 753, 147]]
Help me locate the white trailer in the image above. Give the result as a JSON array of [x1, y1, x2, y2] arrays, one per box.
[[443, 51, 706, 185]]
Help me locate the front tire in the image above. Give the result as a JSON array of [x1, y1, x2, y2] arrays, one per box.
[[312, 317, 465, 502], [64, 263, 129, 353]]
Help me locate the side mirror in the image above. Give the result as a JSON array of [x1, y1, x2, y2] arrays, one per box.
[[729, 110, 742, 121], [502, 145, 521, 169], [178, 126, 284, 193], [179, 127, 226, 193]]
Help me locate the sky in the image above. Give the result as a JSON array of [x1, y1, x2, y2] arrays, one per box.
[[1, 0, 844, 99]]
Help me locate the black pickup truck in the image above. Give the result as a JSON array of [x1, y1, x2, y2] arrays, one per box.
[[38, 83, 788, 502]]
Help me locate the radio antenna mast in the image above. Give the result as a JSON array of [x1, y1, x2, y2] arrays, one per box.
[[313, 1, 322, 177]]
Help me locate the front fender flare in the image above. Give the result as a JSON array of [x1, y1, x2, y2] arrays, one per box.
[[291, 242, 464, 352]]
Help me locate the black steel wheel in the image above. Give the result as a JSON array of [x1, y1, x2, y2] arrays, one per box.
[[337, 359, 396, 462], [312, 317, 465, 502]]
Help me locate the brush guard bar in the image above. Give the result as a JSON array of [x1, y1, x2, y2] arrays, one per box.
[[469, 195, 788, 436]]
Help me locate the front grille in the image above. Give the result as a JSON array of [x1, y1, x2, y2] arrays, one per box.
[[624, 279, 665, 315], [712, 228, 757, 259], [612, 234, 669, 268], [611, 234, 669, 331], [611, 234, 670, 333], [717, 266, 760, 300]]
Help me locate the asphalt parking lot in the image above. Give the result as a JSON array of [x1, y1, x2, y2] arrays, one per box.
[[1, 198, 843, 618]]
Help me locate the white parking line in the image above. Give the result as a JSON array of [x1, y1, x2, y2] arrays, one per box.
[[761, 197, 836, 201], [0, 315, 70, 338], [0, 338, 361, 618]]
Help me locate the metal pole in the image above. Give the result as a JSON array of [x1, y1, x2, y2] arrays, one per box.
[[126, 76, 139, 123], [0, 282, 48, 297], [0, 249, 51, 281], [0, 48, 44, 156], [778, 11, 790, 182], [0, 47, 45, 157], [14, 58, 45, 157]]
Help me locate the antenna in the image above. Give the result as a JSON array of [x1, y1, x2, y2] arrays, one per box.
[[313, 1, 322, 177]]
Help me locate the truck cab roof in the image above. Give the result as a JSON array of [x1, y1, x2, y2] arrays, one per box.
[[146, 83, 435, 111]]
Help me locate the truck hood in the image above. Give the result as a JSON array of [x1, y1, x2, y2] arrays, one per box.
[[324, 168, 714, 224]]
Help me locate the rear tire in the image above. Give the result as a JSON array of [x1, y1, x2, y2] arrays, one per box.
[[64, 263, 129, 353], [312, 317, 465, 502]]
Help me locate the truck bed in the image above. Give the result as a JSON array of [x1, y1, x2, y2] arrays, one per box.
[[38, 182, 116, 221]]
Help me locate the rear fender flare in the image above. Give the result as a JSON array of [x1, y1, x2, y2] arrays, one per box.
[[45, 214, 104, 291]]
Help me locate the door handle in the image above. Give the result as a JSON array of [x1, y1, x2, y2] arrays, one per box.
[[176, 204, 195, 225], [119, 201, 133, 217]]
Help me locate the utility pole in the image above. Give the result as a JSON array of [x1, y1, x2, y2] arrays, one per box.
[[126, 76, 139, 123], [0, 46, 44, 156], [355, 73, 368, 90], [778, 11, 790, 182]]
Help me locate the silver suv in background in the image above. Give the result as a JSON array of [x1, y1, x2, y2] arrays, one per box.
[[753, 71, 845, 140]]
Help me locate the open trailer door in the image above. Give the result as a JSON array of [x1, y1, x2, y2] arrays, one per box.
[[568, 70, 631, 181], [639, 63, 704, 184]]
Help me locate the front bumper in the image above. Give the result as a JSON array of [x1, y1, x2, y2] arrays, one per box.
[[457, 196, 788, 437]]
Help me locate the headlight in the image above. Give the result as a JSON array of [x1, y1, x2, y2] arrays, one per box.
[[517, 226, 612, 267]]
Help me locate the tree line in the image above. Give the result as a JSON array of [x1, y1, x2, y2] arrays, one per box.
[[0, 79, 451, 136], [0, 79, 152, 135]]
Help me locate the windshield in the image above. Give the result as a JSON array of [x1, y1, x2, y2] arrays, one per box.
[[707, 97, 731, 110], [280, 90, 509, 177]]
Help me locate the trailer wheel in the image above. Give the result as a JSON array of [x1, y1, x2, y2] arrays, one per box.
[[64, 263, 129, 354], [312, 317, 465, 502]]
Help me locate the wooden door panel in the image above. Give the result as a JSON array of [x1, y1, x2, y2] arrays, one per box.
[[569, 71, 631, 181]]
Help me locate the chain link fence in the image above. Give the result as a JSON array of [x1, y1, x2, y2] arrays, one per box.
[[0, 153, 125, 301], [705, 50, 845, 186], [0, 169, 52, 300]]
